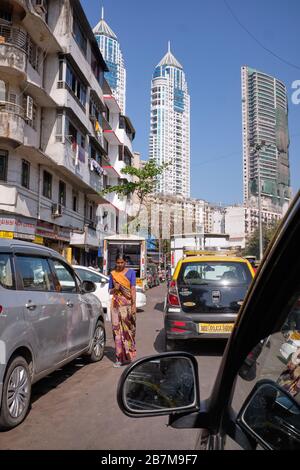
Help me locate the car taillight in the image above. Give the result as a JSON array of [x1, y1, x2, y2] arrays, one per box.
[[0, 306, 3, 315], [173, 321, 186, 327], [168, 281, 180, 306], [168, 294, 180, 306]]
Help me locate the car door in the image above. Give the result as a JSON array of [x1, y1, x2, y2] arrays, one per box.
[[50, 259, 92, 356], [15, 254, 68, 373], [199, 193, 300, 450]]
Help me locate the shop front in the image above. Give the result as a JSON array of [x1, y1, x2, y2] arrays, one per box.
[[35, 221, 71, 258], [70, 227, 101, 267]]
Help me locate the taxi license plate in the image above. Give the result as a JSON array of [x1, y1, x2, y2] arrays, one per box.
[[198, 323, 234, 334]]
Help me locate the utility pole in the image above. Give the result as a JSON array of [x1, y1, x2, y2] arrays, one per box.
[[249, 140, 270, 261]]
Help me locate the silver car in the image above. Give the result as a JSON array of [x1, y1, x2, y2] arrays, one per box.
[[0, 240, 106, 430]]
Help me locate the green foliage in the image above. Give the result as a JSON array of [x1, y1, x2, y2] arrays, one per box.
[[100, 160, 169, 202], [242, 220, 281, 259]]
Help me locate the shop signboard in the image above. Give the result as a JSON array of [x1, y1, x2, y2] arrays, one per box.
[[36, 221, 70, 242], [0, 231, 14, 239], [0, 215, 36, 240]]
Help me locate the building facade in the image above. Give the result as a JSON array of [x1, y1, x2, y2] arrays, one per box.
[[149, 43, 190, 198], [241, 66, 291, 213], [0, 0, 133, 265], [93, 8, 126, 114]]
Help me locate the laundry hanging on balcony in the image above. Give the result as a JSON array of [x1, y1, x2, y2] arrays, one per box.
[[90, 158, 104, 176]]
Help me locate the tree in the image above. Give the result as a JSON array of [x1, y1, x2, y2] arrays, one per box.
[[101, 160, 169, 221], [242, 220, 281, 259]]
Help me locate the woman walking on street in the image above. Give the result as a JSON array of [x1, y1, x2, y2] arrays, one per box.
[[109, 254, 137, 367]]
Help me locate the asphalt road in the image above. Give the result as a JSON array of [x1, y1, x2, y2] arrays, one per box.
[[0, 284, 226, 450]]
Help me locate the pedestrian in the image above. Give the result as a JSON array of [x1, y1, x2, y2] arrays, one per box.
[[109, 254, 137, 367]]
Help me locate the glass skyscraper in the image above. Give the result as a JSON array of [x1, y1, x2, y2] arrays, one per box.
[[242, 66, 291, 211], [93, 9, 126, 114], [149, 43, 190, 197]]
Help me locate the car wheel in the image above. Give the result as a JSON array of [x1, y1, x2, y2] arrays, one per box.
[[0, 356, 31, 430], [86, 320, 106, 362]]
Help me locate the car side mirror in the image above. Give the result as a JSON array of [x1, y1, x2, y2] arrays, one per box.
[[237, 379, 300, 450], [117, 353, 200, 417], [82, 280, 96, 293]]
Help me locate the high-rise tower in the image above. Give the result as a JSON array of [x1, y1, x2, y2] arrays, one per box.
[[242, 66, 291, 212], [149, 43, 190, 197], [93, 8, 126, 114]]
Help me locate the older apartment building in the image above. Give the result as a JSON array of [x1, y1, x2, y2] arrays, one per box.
[[0, 0, 134, 264]]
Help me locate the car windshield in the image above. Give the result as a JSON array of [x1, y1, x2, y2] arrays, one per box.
[[178, 261, 253, 286], [75, 268, 105, 284]]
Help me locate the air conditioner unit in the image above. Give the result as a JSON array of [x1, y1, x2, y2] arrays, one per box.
[[34, 0, 47, 15], [52, 203, 63, 218]]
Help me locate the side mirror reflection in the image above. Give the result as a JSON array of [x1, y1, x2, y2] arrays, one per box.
[[82, 280, 96, 293], [119, 354, 200, 416], [237, 380, 300, 450]]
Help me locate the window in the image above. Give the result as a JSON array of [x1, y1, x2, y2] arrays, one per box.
[[91, 49, 101, 82], [229, 293, 300, 449], [0, 80, 6, 101], [0, 150, 7, 181], [28, 38, 40, 72], [88, 203, 94, 221], [72, 190, 78, 212], [16, 256, 54, 291], [118, 145, 123, 161], [56, 113, 63, 142], [73, 16, 87, 55], [0, 254, 14, 289], [59, 180, 66, 207], [21, 160, 30, 188], [52, 259, 77, 293], [75, 268, 105, 284], [23, 95, 37, 129], [66, 62, 86, 107], [0, 8, 12, 23], [179, 262, 253, 286], [43, 170, 52, 199]]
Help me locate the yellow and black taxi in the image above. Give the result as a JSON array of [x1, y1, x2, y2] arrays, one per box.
[[164, 251, 255, 350]]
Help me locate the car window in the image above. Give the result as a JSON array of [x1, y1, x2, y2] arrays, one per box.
[[16, 256, 54, 292], [0, 253, 14, 289], [178, 261, 252, 286], [229, 294, 300, 450], [75, 268, 104, 284], [52, 260, 77, 293]]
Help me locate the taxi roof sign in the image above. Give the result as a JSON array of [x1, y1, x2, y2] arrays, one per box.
[[183, 250, 233, 257]]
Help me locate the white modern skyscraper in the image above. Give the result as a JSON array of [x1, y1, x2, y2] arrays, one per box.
[[93, 8, 126, 114], [242, 66, 291, 212], [149, 43, 190, 197]]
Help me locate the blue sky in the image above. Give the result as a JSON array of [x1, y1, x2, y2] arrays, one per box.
[[81, 0, 300, 205]]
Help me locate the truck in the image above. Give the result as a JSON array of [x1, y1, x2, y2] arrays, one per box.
[[103, 235, 147, 289], [170, 232, 230, 275]]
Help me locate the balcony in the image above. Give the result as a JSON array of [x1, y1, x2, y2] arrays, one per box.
[[0, 26, 27, 78], [89, 158, 105, 193], [0, 102, 25, 146], [103, 129, 121, 146], [104, 94, 121, 113]]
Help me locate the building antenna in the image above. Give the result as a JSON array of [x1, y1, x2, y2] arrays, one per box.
[[168, 40, 171, 53], [101, 6, 104, 20]]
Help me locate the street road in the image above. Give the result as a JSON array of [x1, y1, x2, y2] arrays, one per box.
[[0, 284, 226, 450]]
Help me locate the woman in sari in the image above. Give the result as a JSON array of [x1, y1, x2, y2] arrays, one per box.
[[109, 255, 137, 367]]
